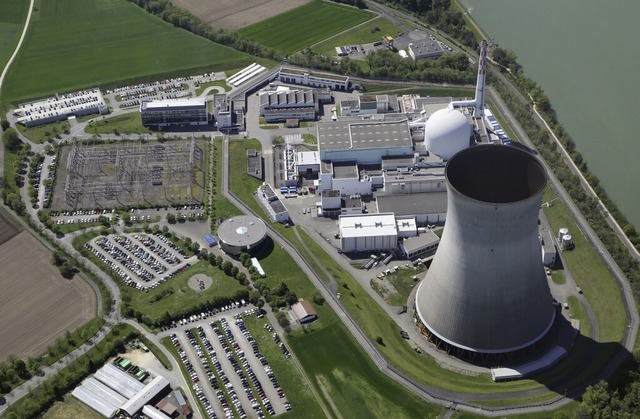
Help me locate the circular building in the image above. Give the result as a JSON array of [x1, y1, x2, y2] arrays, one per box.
[[415, 145, 555, 358], [424, 108, 471, 160], [217, 215, 267, 255]]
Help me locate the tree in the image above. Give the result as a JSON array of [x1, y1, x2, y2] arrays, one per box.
[[278, 316, 290, 328], [0, 120, 9, 131], [166, 213, 176, 224], [59, 262, 78, 279], [2, 128, 23, 151], [52, 251, 66, 266], [221, 261, 233, 275], [183, 236, 192, 247]]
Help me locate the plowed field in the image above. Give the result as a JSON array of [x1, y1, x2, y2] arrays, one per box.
[[0, 231, 96, 361]]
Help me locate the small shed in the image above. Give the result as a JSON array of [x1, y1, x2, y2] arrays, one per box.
[[291, 300, 318, 324]]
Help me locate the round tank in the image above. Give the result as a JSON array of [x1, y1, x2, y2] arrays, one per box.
[[562, 234, 573, 248], [558, 227, 569, 240], [415, 145, 555, 354], [424, 108, 470, 160]]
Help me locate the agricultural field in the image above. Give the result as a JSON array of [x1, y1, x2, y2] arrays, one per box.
[[239, 0, 374, 54], [0, 230, 96, 361], [0, 0, 29, 73], [1, 0, 255, 103], [312, 16, 402, 56], [42, 394, 103, 419], [50, 139, 206, 210], [0, 207, 22, 245], [172, 0, 311, 31]]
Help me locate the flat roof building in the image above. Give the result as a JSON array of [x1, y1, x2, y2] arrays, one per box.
[[140, 98, 208, 126], [399, 229, 440, 259], [317, 119, 413, 163], [376, 192, 447, 225], [339, 213, 398, 252], [259, 88, 317, 113], [264, 107, 316, 123], [408, 41, 445, 60], [257, 184, 289, 224], [247, 149, 263, 180], [213, 93, 233, 129], [278, 67, 350, 91], [16, 88, 108, 127]]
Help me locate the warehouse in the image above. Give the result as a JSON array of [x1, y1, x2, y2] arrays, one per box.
[[383, 168, 446, 195], [121, 375, 170, 417], [258, 88, 317, 113], [278, 67, 350, 91], [339, 213, 398, 252], [291, 300, 318, 324], [15, 88, 109, 127], [140, 98, 208, 126], [408, 41, 444, 60], [376, 192, 447, 225], [317, 119, 413, 163]]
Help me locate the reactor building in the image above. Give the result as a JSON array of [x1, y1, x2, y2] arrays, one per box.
[[415, 145, 555, 359]]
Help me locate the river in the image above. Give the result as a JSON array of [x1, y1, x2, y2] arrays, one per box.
[[459, 0, 640, 229]]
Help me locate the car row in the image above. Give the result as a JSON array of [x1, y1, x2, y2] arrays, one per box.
[[134, 234, 181, 264], [95, 237, 155, 281], [113, 235, 168, 275]]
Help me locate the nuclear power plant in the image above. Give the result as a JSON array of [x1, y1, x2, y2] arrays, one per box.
[[415, 145, 556, 360]]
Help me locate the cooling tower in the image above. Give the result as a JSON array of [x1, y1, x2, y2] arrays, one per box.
[[415, 145, 555, 354]]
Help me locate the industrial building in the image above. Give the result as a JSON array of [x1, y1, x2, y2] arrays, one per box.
[[423, 108, 472, 160], [140, 98, 208, 126], [15, 88, 109, 127], [399, 229, 440, 259], [339, 94, 399, 116], [376, 192, 447, 225], [121, 375, 170, 417], [415, 145, 555, 359], [407, 41, 444, 60], [540, 229, 557, 266], [227, 63, 267, 87], [217, 215, 268, 255], [247, 149, 263, 180], [213, 93, 233, 129], [258, 88, 318, 114], [264, 107, 316, 123], [257, 183, 289, 223], [278, 67, 350, 91], [339, 213, 398, 252]]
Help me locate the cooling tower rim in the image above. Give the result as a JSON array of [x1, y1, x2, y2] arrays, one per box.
[[415, 281, 557, 354], [445, 144, 547, 205]]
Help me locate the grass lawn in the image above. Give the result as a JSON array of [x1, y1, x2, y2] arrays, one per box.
[[195, 80, 230, 97], [239, 0, 373, 54], [241, 315, 326, 418], [287, 322, 444, 419], [228, 139, 266, 217], [542, 187, 626, 343], [85, 112, 153, 135], [312, 16, 401, 55], [371, 265, 426, 306], [123, 259, 247, 324], [1, 0, 256, 103], [211, 139, 242, 224], [361, 84, 474, 98], [16, 120, 70, 144], [0, 0, 30, 79], [42, 394, 103, 419]]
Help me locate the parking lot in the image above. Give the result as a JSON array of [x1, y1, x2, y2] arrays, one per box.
[[84, 232, 194, 290], [169, 312, 289, 418]]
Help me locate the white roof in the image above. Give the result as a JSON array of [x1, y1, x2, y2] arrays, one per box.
[[490, 346, 567, 381], [297, 151, 320, 166], [121, 375, 170, 416], [339, 213, 397, 238], [396, 217, 417, 234], [95, 364, 144, 399], [82, 377, 127, 408], [144, 98, 206, 109], [143, 405, 172, 419], [72, 386, 120, 417]]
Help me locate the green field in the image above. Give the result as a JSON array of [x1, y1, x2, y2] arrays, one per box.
[[288, 323, 444, 418], [16, 119, 70, 144], [1, 0, 256, 103], [0, 0, 29, 80], [85, 112, 153, 135], [239, 0, 373, 54], [312, 16, 401, 55], [43, 394, 103, 419]]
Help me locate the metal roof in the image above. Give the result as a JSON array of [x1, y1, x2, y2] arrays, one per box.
[[318, 120, 412, 151], [339, 213, 397, 238], [376, 192, 447, 216], [121, 375, 170, 416], [142, 98, 206, 111]]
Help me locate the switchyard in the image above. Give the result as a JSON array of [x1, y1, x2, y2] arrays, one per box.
[[51, 139, 206, 209]]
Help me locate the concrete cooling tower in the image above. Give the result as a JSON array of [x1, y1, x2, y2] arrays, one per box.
[[415, 145, 555, 357]]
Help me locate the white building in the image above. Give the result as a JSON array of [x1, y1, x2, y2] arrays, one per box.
[[399, 229, 440, 259], [257, 183, 289, 223], [278, 67, 350, 91], [383, 168, 446, 195], [213, 94, 232, 129], [340, 94, 398, 116], [296, 151, 321, 177], [540, 229, 557, 266], [376, 192, 447, 225], [408, 41, 444, 60], [16, 88, 109, 127], [339, 213, 398, 252]]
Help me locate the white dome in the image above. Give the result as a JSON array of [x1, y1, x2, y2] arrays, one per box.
[[424, 108, 470, 160]]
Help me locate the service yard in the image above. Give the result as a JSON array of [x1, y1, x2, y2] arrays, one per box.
[[0, 231, 96, 361], [172, 0, 311, 31]]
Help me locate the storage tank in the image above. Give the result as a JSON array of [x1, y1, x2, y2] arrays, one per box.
[[415, 145, 555, 356], [561, 234, 573, 250], [558, 227, 569, 241]]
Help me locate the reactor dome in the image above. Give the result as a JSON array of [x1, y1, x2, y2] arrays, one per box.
[[217, 215, 267, 255], [424, 108, 471, 160]]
